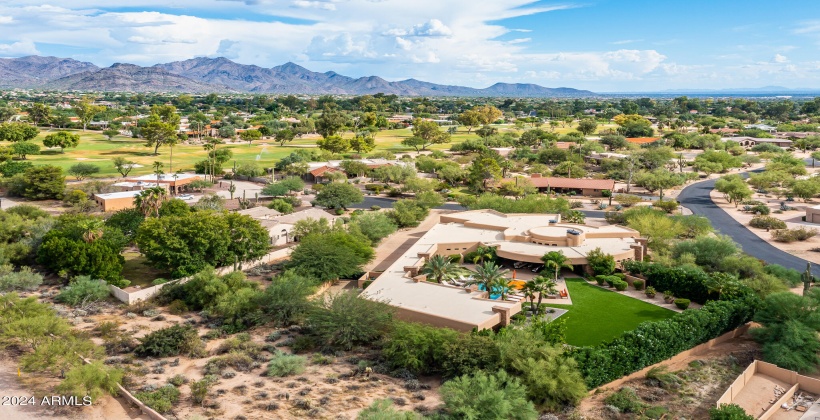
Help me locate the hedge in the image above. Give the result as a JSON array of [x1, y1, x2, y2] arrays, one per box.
[[569, 297, 758, 388], [632, 263, 711, 304]]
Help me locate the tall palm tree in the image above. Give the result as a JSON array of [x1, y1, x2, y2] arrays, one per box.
[[420, 254, 465, 284], [528, 275, 558, 314], [466, 261, 509, 297], [541, 251, 573, 282], [134, 186, 168, 218], [152, 161, 164, 184]]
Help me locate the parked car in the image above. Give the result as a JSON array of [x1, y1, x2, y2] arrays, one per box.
[[532, 265, 544, 273], [178, 194, 194, 200]]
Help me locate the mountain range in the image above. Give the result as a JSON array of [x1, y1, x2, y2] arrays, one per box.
[[0, 55, 594, 97]]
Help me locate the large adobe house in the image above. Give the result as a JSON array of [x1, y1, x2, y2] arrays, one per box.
[[361, 210, 646, 331]]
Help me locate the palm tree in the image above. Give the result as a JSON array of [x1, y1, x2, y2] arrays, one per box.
[[420, 254, 465, 284], [152, 161, 164, 184], [530, 275, 558, 314], [471, 245, 496, 264], [466, 261, 509, 298], [541, 251, 573, 282], [134, 186, 168, 217]]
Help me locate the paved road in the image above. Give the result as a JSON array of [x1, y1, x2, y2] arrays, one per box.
[[677, 175, 818, 273]]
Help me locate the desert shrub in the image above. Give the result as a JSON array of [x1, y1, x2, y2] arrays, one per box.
[[267, 351, 306, 377], [749, 204, 770, 215], [653, 200, 678, 214], [615, 194, 642, 207], [604, 387, 644, 413], [358, 398, 421, 420], [763, 264, 803, 287], [674, 298, 691, 309], [134, 384, 180, 414], [632, 279, 645, 290], [641, 263, 711, 303], [168, 374, 188, 387], [204, 352, 256, 375], [709, 403, 754, 420], [772, 227, 818, 243], [613, 280, 628, 291], [571, 297, 758, 388], [167, 299, 189, 315], [55, 276, 110, 306], [645, 365, 682, 389], [268, 199, 294, 214], [190, 377, 214, 405], [749, 215, 786, 230], [215, 333, 262, 358], [0, 266, 43, 291], [258, 271, 317, 326], [134, 325, 206, 358], [306, 292, 395, 351], [440, 370, 537, 420], [382, 321, 460, 375], [441, 334, 502, 379], [56, 361, 122, 403], [752, 292, 820, 373]]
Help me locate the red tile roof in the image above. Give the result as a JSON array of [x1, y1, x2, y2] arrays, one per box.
[[512, 176, 615, 190], [554, 142, 574, 149], [309, 166, 343, 177]]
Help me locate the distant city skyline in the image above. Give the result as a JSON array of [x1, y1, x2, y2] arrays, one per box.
[[1, 0, 820, 91]]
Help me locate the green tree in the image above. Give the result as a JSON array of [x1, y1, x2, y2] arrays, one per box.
[[11, 141, 40, 159], [577, 118, 597, 136], [350, 133, 376, 154], [358, 399, 420, 420], [636, 169, 686, 200], [0, 122, 38, 142], [585, 247, 615, 276], [314, 182, 364, 210], [257, 270, 317, 326], [316, 105, 347, 138], [520, 275, 557, 314], [350, 212, 397, 244], [73, 99, 104, 131], [457, 109, 482, 133], [316, 135, 351, 153], [287, 231, 374, 281], [43, 131, 80, 153], [307, 291, 394, 351], [112, 157, 136, 178], [467, 261, 509, 296], [240, 129, 262, 146], [102, 128, 119, 140], [133, 186, 168, 218], [262, 177, 305, 197], [752, 292, 820, 372], [22, 165, 65, 199], [68, 163, 100, 181], [224, 212, 271, 269], [142, 105, 180, 156], [715, 175, 753, 206], [406, 119, 451, 151], [541, 251, 573, 282], [27, 103, 50, 126], [440, 370, 537, 420], [56, 362, 122, 403], [275, 128, 295, 146], [468, 158, 502, 192], [792, 179, 820, 201]]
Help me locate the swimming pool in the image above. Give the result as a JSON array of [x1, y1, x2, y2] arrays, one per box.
[[477, 283, 510, 300]]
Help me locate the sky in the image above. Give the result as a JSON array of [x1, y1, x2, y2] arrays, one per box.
[[1, 0, 820, 92]]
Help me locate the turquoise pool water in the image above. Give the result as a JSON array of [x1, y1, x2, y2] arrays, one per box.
[[477, 283, 510, 300]]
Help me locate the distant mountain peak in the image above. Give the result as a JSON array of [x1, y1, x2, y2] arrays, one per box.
[[0, 55, 596, 97]]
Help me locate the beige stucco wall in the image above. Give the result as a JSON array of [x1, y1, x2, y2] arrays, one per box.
[[97, 196, 135, 212], [807, 207, 820, 224]]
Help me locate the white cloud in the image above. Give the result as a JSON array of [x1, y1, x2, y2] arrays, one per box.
[[385, 19, 452, 37], [773, 53, 789, 63], [0, 40, 39, 55], [0, 15, 13, 24], [291, 0, 337, 11], [611, 39, 642, 45]]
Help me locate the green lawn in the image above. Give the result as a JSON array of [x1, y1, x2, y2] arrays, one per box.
[[547, 278, 675, 347]]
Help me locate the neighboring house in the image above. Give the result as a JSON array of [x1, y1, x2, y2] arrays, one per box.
[[774, 131, 820, 139], [249, 208, 338, 246], [303, 159, 415, 183], [509, 175, 615, 197], [626, 137, 661, 145], [94, 190, 143, 212], [709, 128, 739, 136], [725, 137, 793, 148], [744, 123, 777, 132], [125, 173, 202, 194]]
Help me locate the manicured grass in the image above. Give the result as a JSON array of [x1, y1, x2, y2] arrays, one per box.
[[121, 251, 171, 288], [547, 278, 675, 347]]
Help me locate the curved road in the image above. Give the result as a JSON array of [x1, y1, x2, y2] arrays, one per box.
[[677, 174, 818, 273]]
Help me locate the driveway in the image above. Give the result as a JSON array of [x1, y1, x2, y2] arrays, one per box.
[[677, 175, 819, 273]]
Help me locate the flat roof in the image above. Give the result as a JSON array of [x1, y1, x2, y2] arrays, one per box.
[[504, 176, 615, 190], [362, 210, 640, 328], [127, 173, 201, 182], [94, 190, 142, 200]]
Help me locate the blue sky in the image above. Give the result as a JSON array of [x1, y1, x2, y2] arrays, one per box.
[[1, 0, 819, 92]]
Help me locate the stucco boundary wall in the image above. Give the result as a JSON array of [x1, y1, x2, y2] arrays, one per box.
[[589, 323, 751, 394], [715, 360, 820, 417], [109, 247, 294, 305], [77, 356, 167, 420]]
